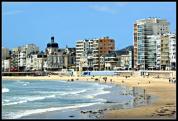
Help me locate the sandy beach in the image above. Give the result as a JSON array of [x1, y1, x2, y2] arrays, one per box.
[[2, 72, 176, 119]]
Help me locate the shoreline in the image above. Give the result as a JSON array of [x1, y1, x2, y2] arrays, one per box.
[[2, 75, 176, 119]]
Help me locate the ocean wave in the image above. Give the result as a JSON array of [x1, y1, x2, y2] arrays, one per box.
[[16, 81, 30, 86], [36, 89, 87, 96], [2, 88, 9, 93], [87, 90, 110, 98], [10, 102, 99, 119], [3, 95, 56, 106]]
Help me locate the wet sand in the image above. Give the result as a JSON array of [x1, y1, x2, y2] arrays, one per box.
[[2, 72, 176, 119]]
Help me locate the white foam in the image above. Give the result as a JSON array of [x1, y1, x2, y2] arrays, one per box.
[[92, 90, 110, 96], [2, 88, 9, 93], [17, 81, 30, 86], [3, 95, 56, 106], [36, 89, 87, 96], [12, 102, 99, 119]]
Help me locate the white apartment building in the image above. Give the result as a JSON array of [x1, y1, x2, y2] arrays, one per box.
[[169, 33, 176, 69], [18, 44, 39, 71], [147, 33, 176, 70], [2, 59, 10, 72], [76, 39, 94, 71]]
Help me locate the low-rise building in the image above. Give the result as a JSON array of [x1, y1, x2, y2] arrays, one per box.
[[10, 48, 20, 72], [2, 47, 10, 60], [2, 59, 10, 72]]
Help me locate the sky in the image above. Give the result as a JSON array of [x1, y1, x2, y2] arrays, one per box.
[[2, 2, 176, 51]]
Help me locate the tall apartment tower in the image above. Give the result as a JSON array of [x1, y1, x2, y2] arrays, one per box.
[[169, 33, 176, 69], [76, 37, 115, 71], [133, 17, 170, 70]]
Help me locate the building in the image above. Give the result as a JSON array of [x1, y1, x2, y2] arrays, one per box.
[[18, 50, 26, 71], [45, 37, 64, 71], [76, 37, 115, 71], [76, 39, 94, 71], [169, 33, 176, 70], [46, 36, 59, 55], [2, 47, 10, 60], [115, 46, 133, 70], [147, 35, 161, 69], [93, 37, 115, 70], [33, 52, 47, 71], [146, 33, 176, 70], [63, 47, 76, 70], [134, 17, 170, 70], [26, 54, 34, 71], [2, 59, 10, 72], [10, 48, 20, 72], [99, 45, 133, 70], [160, 34, 170, 70], [17, 44, 39, 71], [100, 51, 118, 70]]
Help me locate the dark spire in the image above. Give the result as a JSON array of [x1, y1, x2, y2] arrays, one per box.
[[51, 36, 54, 43]]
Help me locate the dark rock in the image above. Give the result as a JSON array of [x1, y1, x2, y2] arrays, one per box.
[[106, 101, 114, 103]]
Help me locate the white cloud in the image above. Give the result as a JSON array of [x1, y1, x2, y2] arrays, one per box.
[[3, 10, 24, 15], [114, 2, 129, 6], [89, 5, 118, 14]]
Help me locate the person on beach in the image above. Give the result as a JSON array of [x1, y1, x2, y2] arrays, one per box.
[[169, 78, 171, 83], [103, 77, 107, 83], [157, 75, 159, 78], [110, 79, 112, 83]]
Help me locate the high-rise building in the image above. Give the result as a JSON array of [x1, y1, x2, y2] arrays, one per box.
[[144, 33, 176, 70], [160, 34, 170, 70], [94, 37, 115, 70], [133, 17, 170, 70], [76, 37, 115, 71], [169, 33, 176, 70]]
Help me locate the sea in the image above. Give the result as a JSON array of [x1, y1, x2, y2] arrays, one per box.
[[2, 80, 154, 119]]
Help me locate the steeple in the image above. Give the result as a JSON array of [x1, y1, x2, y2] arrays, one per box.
[[51, 36, 54, 43]]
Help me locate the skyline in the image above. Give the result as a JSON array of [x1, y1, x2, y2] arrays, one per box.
[[2, 2, 176, 51]]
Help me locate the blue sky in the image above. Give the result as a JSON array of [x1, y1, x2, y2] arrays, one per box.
[[2, 2, 176, 51]]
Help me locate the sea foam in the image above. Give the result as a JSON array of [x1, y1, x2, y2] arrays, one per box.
[[11, 102, 99, 119], [3, 95, 56, 106], [2, 88, 9, 93]]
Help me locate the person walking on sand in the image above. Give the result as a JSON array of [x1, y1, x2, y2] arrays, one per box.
[[169, 78, 171, 83], [110, 79, 112, 83]]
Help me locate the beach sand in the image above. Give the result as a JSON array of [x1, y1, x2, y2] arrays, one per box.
[[2, 73, 176, 119]]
